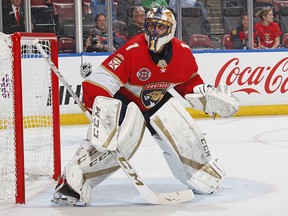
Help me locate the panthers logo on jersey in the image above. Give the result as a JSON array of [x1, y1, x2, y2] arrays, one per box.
[[141, 82, 170, 108]]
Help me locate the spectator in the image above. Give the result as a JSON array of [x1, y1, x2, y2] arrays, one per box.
[[254, 7, 281, 49], [127, 6, 146, 39], [90, 0, 116, 21], [141, 0, 168, 9], [84, 28, 108, 52], [230, 13, 259, 49], [117, 0, 142, 24], [84, 13, 114, 52], [84, 13, 127, 52], [2, 0, 35, 34], [112, 20, 128, 47]]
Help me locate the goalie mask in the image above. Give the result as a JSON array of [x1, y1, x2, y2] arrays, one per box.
[[144, 6, 176, 52]]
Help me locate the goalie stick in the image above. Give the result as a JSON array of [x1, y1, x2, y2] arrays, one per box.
[[111, 149, 193, 204], [33, 40, 194, 204]]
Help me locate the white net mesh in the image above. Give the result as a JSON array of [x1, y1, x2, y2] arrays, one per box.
[[21, 40, 54, 178], [0, 33, 16, 204], [0, 33, 56, 204]]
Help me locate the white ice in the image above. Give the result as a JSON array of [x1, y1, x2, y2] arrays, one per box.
[[1, 115, 288, 216]]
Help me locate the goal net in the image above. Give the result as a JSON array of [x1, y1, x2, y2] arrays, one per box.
[[0, 32, 61, 204]]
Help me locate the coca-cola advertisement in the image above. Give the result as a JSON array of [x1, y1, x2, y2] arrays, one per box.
[[195, 51, 288, 106], [53, 52, 288, 117]]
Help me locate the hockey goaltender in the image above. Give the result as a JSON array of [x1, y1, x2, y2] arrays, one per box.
[[52, 6, 239, 206]]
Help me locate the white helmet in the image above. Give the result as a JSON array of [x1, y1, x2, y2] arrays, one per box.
[[144, 6, 177, 52]]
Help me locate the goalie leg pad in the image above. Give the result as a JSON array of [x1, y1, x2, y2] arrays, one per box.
[[185, 159, 225, 194], [54, 102, 146, 205], [150, 97, 225, 194], [88, 96, 122, 152], [52, 139, 113, 206], [65, 164, 92, 205], [153, 134, 191, 185]]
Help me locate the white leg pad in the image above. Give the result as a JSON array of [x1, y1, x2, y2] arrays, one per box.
[[62, 101, 146, 203], [88, 96, 122, 152], [153, 134, 190, 185], [65, 164, 92, 204], [185, 159, 225, 194], [150, 98, 225, 194]]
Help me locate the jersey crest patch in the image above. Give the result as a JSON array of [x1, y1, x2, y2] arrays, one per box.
[[108, 57, 122, 71], [231, 29, 237, 35], [141, 83, 170, 108], [137, 68, 151, 81]]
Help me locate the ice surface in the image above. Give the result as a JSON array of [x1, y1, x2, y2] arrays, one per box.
[[1, 115, 288, 216]]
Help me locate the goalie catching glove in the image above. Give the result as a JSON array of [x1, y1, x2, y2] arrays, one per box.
[[185, 83, 239, 118]]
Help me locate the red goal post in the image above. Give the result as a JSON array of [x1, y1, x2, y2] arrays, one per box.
[[0, 32, 61, 204]]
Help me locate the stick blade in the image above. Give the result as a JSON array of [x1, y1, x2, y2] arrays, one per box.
[[153, 189, 194, 204]]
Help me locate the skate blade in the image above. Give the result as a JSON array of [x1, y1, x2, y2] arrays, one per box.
[[51, 193, 86, 207]]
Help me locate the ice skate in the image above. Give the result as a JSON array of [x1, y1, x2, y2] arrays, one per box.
[[52, 176, 84, 206]]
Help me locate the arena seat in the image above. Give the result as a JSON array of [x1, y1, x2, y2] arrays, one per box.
[[281, 32, 288, 48], [31, 5, 56, 33], [222, 6, 244, 34], [182, 7, 205, 44], [58, 37, 75, 53], [51, 0, 74, 3], [273, 0, 288, 16], [221, 0, 241, 8], [272, 1, 288, 23], [31, 0, 48, 6], [52, 2, 74, 21], [83, 0, 92, 15], [279, 6, 288, 34], [52, 2, 75, 36], [189, 34, 214, 50]]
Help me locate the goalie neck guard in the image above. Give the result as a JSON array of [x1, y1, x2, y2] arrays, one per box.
[[144, 6, 177, 53]]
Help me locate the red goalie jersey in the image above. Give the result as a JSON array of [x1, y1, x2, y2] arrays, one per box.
[[82, 33, 204, 112]]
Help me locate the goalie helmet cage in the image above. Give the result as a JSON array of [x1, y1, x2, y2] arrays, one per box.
[[0, 32, 61, 204]]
